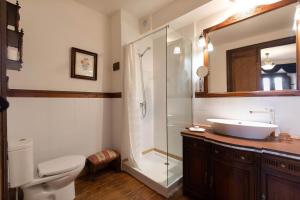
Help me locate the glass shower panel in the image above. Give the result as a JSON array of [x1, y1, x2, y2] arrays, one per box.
[[152, 28, 169, 187], [166, 28, 193, 186], [131, 27, 169, 187]]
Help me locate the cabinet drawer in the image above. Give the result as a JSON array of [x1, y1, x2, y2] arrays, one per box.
[[212, 144, 255, 164], [262, 154, 300, 176], [183, 137, 206, 150]]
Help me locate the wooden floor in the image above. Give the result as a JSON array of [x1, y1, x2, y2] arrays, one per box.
[[75, 170, 193, 200]]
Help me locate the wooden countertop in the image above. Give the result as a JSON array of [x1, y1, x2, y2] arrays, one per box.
[[181, 129, 300, 159]]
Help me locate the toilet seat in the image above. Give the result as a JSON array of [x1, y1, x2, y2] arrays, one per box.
[[8, 138, 85, 200], [38, 155, 85, 177], [22, 155, 85, 189]]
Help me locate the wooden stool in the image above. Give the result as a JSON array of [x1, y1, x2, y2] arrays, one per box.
[[86, 149, 121, 181]]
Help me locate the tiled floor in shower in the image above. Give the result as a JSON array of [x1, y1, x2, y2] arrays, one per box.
[[132, 151, 182, 186]]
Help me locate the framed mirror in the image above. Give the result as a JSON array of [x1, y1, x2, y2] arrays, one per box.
[[197, 0, 300, 97]]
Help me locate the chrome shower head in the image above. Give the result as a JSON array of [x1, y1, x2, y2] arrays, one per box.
[[138, 47, 151, 57]]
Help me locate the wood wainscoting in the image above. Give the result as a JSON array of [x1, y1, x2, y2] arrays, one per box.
[[7, 89, 122, 98]]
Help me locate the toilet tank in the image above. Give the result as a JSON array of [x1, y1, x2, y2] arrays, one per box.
[[8, 138, 34, 188]]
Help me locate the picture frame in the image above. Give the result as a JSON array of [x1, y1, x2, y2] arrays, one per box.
[[71, 47, 98, 81]]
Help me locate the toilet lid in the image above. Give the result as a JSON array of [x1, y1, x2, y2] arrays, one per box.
[[38, 155, 85, 177]]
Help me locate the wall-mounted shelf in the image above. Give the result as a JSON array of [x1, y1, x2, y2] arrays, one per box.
[[6, 1, 23, 71], [7, 59, 22, 71]]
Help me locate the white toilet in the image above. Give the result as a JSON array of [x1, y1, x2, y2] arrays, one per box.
[[8, 138, 85, 200]]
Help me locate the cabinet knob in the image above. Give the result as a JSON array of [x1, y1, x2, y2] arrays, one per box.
[[262, 194, 266, 200], [240, 156, 246, 160], [280, 163, 286, 168], [214, 150, 219, 154]]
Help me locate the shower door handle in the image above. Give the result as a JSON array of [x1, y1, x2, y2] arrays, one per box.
[[0, 96, 9, 112]]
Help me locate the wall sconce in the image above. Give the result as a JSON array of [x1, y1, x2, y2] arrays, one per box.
[[207, 38, 214, 52], [173, 46, 181, 55], [198, 32, 214, 52], [198, 33, 206, 49]]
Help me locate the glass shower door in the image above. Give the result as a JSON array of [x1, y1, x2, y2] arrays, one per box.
[[166, 28, 193, 186]]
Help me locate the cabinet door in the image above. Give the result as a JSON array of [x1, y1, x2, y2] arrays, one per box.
[[183, 137, 209, 199], [211, 145, 258, 200], [261, 154, 300, 200]]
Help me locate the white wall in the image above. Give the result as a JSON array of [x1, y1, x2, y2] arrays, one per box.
[[193, 7, 300, 136], [7, 0, 113, 168], [110, 11, 122, 93], [110, 10, 140, 152], [8, 0, 112, 92], [8, 98, 112, 168]]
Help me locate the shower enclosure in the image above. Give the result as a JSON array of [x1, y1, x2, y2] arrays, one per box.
[[122, 26, 192, 197]]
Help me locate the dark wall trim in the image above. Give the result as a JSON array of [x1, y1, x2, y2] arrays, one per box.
[[195, 90, 300, 98], [7, 89, 122, 98]]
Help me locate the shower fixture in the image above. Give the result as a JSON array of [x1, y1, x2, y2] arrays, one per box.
[[138, 47, 151, 118], [138, 47, 151, 58]]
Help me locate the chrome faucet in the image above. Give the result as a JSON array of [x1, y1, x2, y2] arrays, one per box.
[[249, 108, 276, 124]]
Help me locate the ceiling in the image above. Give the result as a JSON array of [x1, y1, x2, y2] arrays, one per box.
[[74, 0, 175, 17], [170, 0, 232, 30], [261, 44, 296, 64]]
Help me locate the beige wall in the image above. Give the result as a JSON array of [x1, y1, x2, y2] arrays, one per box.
[[110, 11, 122, 93], [110, 10, 140, 151], [8, 98, 112, 168], [8, 0, 111, 92], [7, 0, 113, 168]]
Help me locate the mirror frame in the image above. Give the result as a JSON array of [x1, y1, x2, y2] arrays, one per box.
[[197, 0, 300, 98]]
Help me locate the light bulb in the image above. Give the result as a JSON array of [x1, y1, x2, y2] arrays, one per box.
[[261, 64, 275, 70], [198, 33, 206, 49], [207, 41, 214, 52], [173, 46, 181, 55], [261, 53, 275, 70]]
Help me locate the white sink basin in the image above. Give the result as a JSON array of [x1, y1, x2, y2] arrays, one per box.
[[207, 118, 278, 140]]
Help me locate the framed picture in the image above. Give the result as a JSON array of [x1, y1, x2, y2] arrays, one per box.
[[71, 47, 98, 80]]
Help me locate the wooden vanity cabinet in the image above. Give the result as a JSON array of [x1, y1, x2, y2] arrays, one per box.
[[183, 136, 259, 200], [261, 154, 300, 200], [183, 137, 210, 199], [210, 145, 259, 200], [183, 136, 300, 200]]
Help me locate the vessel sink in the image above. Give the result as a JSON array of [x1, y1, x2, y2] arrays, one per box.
[[207, 118, 278, 140]]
